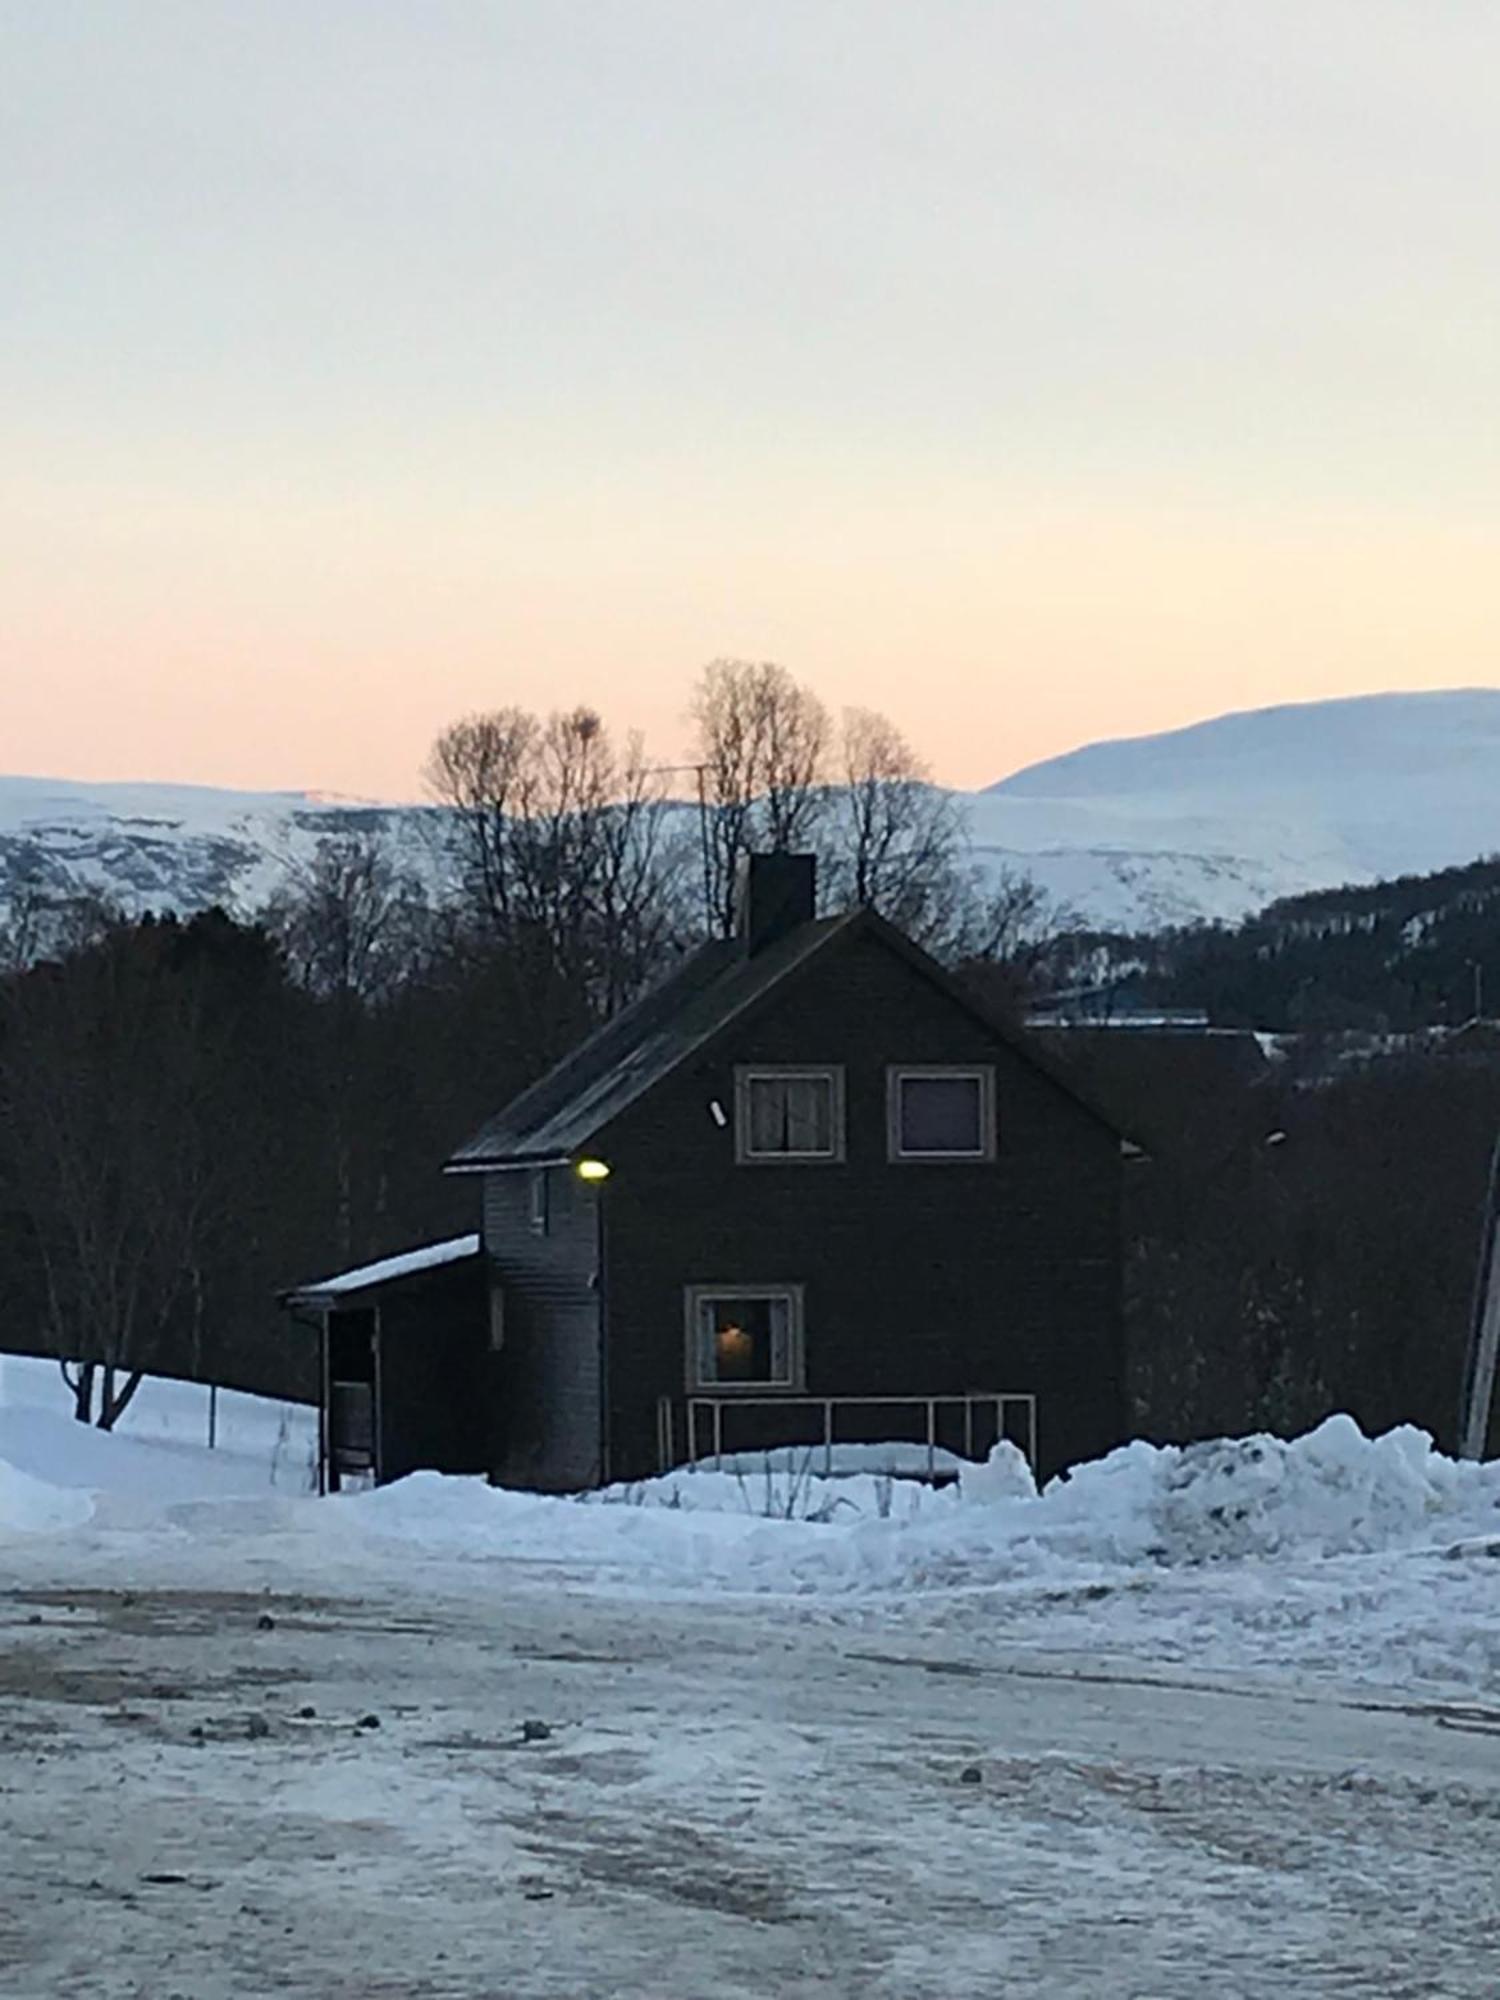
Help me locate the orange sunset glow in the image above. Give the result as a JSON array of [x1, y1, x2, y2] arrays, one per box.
[[5, 5, 1499, 797]]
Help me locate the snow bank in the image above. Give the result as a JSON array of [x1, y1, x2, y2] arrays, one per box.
[[324, 1468, 851, 1588], [4, 1387, 1494, 1700], [0, 1457, 94, 1536], [1139, 1416, 1481, 1562], [0, 1355, 317, 1537], [4, 1354, 1497, 1605], [607, 1417, 1498, 1571], [331, 1418, 1500, 1598], [877, 1417, 1500, 1586]]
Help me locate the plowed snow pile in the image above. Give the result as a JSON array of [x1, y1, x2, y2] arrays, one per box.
[[1112, 1415, 1484, 1562], [943, 1413, 1496, 1569], [323, 1415, 1500, 1597]]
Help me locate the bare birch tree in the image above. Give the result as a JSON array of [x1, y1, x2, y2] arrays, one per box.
[[265, 824, 430, 1005], [426, 705, 686, 1034], [823, 707, 966, 941], [691, 659, 830, 934], [0, 924, 239, 1425]]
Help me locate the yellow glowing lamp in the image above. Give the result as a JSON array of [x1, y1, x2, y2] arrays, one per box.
[[575, 1157, 612, 1183], [715, 1323, 753, 1369]]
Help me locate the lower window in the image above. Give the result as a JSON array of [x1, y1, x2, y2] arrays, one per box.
[[685, 1285, 804, 1390]]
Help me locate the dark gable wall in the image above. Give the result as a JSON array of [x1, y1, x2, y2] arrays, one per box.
[[482, 1166, 602, 1490], [596, 926, 1124, 1484]]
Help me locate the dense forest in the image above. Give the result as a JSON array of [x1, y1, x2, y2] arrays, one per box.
[[1099, 1035, 1500, 1457], [1042, 855, 1500, 1455], [1048, 852, 1500, 1032]]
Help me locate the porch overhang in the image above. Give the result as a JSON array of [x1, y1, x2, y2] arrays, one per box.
[[278, 1233, 483, 1311]]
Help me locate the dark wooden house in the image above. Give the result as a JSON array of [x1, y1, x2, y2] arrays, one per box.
[[287, 855, 1134, 1491]]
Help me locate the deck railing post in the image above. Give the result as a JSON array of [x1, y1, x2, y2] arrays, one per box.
[[680, 1391, 1031, 1480]]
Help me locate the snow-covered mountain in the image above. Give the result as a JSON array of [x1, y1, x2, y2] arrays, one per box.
[[969, 688, 1500, 928], [5, 690, 1500, 936], [0, 775, 450, 933]]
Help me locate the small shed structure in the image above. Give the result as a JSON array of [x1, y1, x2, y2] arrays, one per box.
[[280, 1235, 489, 1492]]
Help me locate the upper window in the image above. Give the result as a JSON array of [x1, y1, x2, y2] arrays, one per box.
[[887, 1066, 995, 1161], [685, 1285, 804, 1390], [735, 1067, 845, 1164]]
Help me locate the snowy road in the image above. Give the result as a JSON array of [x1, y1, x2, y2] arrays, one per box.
[[3, 1545, 1499, 1999]]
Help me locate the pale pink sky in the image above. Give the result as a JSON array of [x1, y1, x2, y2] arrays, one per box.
[[5, 4, 1499, 798]]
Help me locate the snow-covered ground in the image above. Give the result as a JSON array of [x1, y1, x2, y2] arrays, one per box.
[[3, 1355, 1499, 1996], [0, 1354, 317, 1519]]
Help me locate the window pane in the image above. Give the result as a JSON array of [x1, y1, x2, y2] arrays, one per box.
[[748, 1078, 785, 1153], [699, 1294, 779, 1383], [900, 1075, 983, 1153], [784, 1077, 830, 1153], [745, 1074, 833, 1155]]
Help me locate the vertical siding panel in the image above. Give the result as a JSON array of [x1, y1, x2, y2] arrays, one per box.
[[483, 1167, 602, 1489]]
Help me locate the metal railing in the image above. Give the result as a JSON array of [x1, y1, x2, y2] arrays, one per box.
[[656, 1391, 1037, 1480]]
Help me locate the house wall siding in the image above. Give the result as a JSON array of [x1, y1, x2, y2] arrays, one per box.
[[597, 928, 1124, 1483], [481, 1166, 602, 1489]]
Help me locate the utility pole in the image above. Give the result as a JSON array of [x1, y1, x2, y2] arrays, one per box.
[[646, 761, 714, 938], [1459, 1131, 1500, 1460]]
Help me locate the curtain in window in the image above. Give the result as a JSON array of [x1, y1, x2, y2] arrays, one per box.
[[747, 1075, 830, 1154]]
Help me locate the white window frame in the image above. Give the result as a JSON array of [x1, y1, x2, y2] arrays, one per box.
[[683, 1284, 806, 1392], [733, 1066, 846, 1165], [886, 1065, 996, 1162]]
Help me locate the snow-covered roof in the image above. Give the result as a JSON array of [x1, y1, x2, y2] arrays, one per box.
[[282, 1234, 481, 1305]]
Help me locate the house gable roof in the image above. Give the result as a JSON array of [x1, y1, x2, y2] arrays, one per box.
[[445, 909, 1129, 1172], [445, 917, 852, 1168]]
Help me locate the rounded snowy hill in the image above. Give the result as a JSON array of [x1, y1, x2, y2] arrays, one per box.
[[0, 773, 446, 923], [966, 689, 1500, 930], [5, 690, 1500, 938]]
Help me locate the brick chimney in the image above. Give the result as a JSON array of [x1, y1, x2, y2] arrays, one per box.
[[737, 853, 817, 955]]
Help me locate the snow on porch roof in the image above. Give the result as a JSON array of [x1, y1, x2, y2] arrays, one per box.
[[281, 1233, 482, 1307]]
